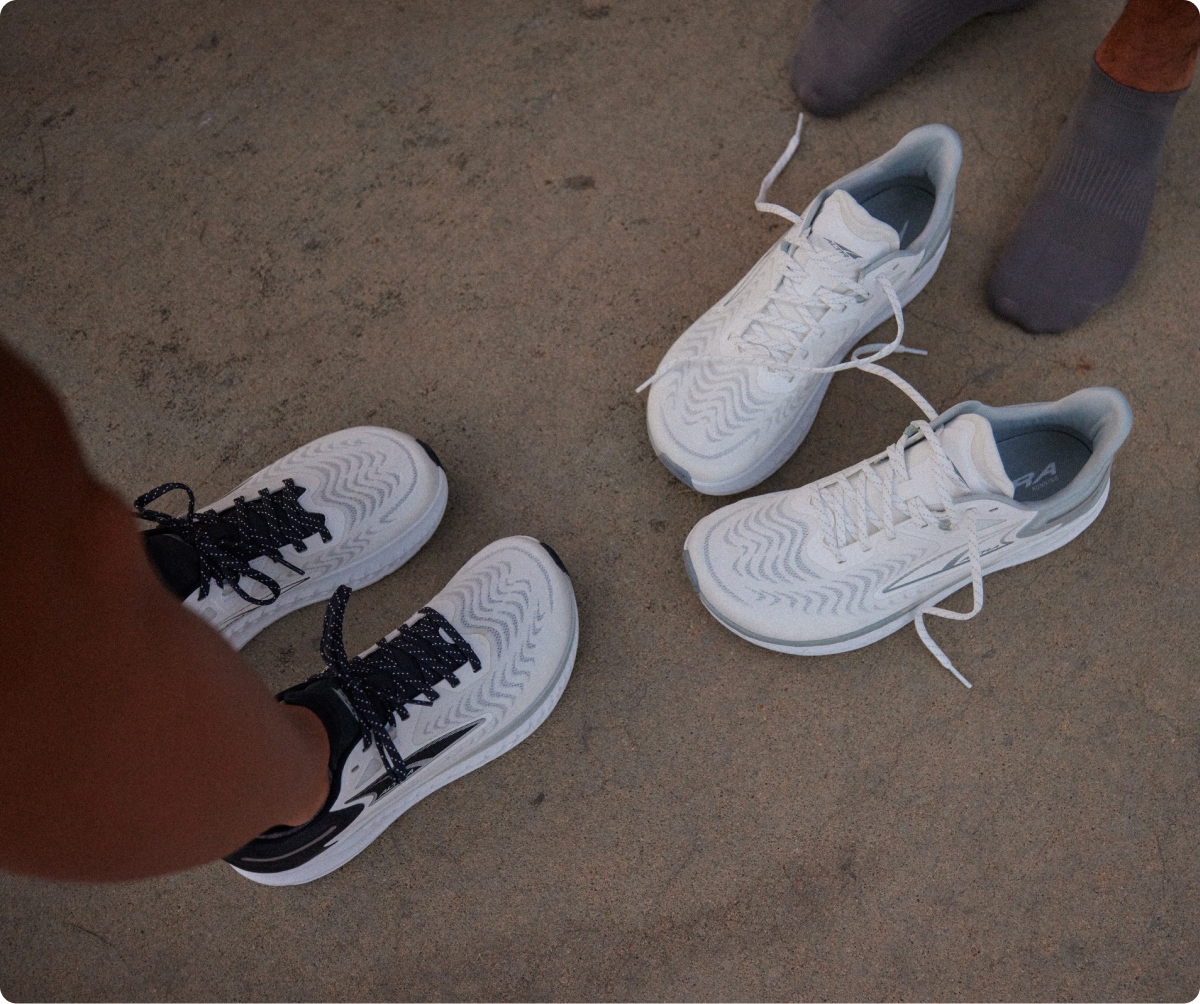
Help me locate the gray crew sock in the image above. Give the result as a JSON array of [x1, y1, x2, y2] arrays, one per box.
[[988, 62, 1185, 334], [790, 0, 1038, 117]]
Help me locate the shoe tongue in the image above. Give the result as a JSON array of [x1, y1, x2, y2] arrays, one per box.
[[142, 532, 203, 600], [808, 189, 900, 270], [902, 414, 1015, 507]]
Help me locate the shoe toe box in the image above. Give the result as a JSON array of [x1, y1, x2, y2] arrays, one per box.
[[251, 426, 446, 545], [684, 491, 829, 644], [646, 368, 790, 494], [431, 536, 578, 699]]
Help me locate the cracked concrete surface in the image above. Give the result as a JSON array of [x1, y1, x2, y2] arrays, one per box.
[[2, 0, 1200, 999]]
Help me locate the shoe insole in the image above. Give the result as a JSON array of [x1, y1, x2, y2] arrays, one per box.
[[860, 179, 935, 250], [995, 428, 1093, 503]]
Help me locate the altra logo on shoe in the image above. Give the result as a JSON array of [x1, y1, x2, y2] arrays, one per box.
[[819, 238, 863, 261], [348, 719, 483, 807], [882, 535, 1017, 594], [1013, 462, 1058, 492]]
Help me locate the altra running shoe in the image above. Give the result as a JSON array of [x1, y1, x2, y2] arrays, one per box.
[[683, 378, 1132, 686], [136, 427, 448, 650], [226, 536, 578, 885], [639, 117, 962, 496]]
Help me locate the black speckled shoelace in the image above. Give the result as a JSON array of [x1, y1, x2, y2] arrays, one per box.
[[313, 585, 482, 782], [134, 479, 332, 605]]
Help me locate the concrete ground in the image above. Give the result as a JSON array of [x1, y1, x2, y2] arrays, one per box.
[[2, 0, 1199, 999]]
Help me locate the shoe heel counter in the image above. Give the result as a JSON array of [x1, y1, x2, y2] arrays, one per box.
[[904, 124, 961, 263], [1016, 468, 1111, 539]]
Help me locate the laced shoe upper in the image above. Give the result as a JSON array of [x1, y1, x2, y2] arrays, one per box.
[[137, 479, 331, 605], [226, 536, 578, 884], [685, 381, 1132, 687], [312, 584, 483, 782], [640, 118, 961, 495], [686, 412, 1016, 686], [135, 427, 446, 648], [643, 219, 904, 477]]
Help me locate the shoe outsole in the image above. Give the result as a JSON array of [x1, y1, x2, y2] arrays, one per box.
[[539, 540, 570, 576]]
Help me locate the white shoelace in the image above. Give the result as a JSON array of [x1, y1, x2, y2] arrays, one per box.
[[636, 114, 977, 685], [809, 360, 984, 688], [636, 113, 917, 395]]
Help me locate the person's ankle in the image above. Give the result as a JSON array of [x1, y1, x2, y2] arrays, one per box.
[[1096, 46, 1198, 92], [278, 704, 331, 826], [1095, 0, 1200, 92]]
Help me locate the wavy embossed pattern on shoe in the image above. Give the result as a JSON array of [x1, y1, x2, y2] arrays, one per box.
[[693, 489, 941, 625], [188, 427, 446, 646], [232, 536, 578, 886], [409, 539, 571, 753]]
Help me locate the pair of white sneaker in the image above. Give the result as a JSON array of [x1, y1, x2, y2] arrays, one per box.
[[136, 429, 577, 885], [641, 117, 1133, 686]]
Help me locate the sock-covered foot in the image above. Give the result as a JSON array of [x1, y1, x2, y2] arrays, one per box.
[[790, 0, 1038, 117], [988, 62, 1185, 334]]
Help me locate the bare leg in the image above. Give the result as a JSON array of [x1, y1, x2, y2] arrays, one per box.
[[1097, 0, 1200, 92], [0, 341, 329, 881]]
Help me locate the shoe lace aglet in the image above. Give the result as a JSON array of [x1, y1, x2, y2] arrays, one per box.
[[914, 611, 973, 689]]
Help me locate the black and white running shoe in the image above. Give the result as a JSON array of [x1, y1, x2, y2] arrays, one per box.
[[136, 427, 448, 650], [226, 535, 579, 886]]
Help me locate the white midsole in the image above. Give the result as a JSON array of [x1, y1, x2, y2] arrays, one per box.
[[219, 468, 449, 650], [231, 588, 580, 886], [697, 477, 1110, 657], [686, 235, 950, 497]]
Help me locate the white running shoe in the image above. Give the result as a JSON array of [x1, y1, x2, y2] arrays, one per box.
[[226, 536, 579, 886], [136, 427, 448, 650], [639, 117, 962, 496], [683, 379, 1132, 686]]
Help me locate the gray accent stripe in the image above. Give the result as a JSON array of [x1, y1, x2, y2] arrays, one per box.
[[1016, 474, 1108, 538], [698, 585, 943, 650], [657, 453, 695, 489]]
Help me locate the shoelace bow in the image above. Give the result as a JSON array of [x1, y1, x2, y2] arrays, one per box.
[[315, 585, 482, 782], [134, 479, 332, 605], [809, 365, 984, 689], [636, 112, 923, 395]]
